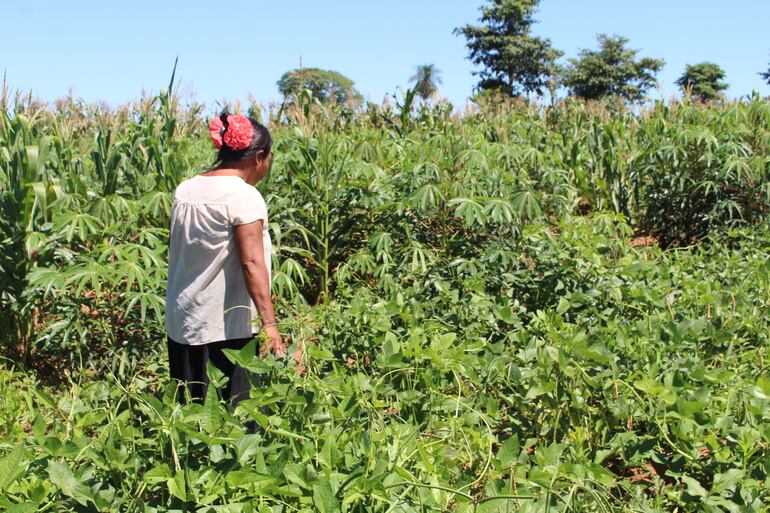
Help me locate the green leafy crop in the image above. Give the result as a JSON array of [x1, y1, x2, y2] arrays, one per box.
[[0, 88, 768, 512]]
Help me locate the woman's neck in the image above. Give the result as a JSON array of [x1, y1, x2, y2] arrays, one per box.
[[204, 161, 258, 185]]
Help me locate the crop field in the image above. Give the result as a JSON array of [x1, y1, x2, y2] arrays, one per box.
[[1, 90, 769, 512]]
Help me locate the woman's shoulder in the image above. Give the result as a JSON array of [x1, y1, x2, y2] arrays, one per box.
[[236, 182, 267, 203], [174, 175, 246, 205], [172, 176, 194, 198]]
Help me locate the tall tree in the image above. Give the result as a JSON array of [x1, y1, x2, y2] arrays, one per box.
[[454, 0, 562, 97], [410, 64, 443, 101], [675, 62, 728, 102], [277, 68, 362, 106], [562, 34, 664, 102]]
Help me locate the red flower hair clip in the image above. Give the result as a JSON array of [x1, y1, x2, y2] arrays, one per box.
[[223, 115, 254, 150], [209, 117, 224, 148], [208, 115, 254, 150]]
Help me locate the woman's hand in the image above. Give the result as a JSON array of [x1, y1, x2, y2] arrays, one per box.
[[259, 324, 285, 358], [258, 326, 305, 374]]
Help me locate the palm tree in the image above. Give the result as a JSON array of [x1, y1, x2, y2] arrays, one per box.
[[760, 54, 770, 85], [409, 64, 442, 101]]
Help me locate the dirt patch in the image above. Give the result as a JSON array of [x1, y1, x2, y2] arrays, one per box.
[[630, 235, 659, 248]]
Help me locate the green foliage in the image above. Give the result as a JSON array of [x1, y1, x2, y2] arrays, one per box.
[[636, 101, 770, 247], [561, 34, 664, 102], [409, 64, 443, 101], [2, 221, 770, 511], [759, 54, 770, 85], [676, 62, 729, 102], [1, 84, 770, 511], [0, 83, 197, 371], [277, 68, 363, 106], [454, 0, 562, 96]]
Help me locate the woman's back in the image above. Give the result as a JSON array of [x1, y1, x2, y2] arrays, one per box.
[[165, 175, 272, 346]]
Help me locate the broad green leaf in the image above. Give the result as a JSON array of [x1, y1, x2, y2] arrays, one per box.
[[222, 339, 271, 372], [168, 470, 187, 501], [497, 435, 520, 468], [143, 463, 173, 484], [681, 475, 708, 498], [313, 482, 341, 513], [47, 459, 93, 506], [234, 434, 263, 465], [201, 386, 224, 434], [5, 503, 40, 513], [0, 446, 26, 492]]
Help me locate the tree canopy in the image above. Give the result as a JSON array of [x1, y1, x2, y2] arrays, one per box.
[[676, 62, 728, 102], [277, 68, 362, 106], [760, 55, 770, 85], [454, 0, 562, 97], [561, 34, 664, 102], [410, 64, 443, 101]]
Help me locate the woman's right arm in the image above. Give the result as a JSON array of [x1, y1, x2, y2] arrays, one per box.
[[234, 220, 284, 357]]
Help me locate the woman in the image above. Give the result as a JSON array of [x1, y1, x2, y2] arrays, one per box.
[[165, 112, 283, 407]]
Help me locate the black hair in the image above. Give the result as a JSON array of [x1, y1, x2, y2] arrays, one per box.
[[214, 112, 272, 165]]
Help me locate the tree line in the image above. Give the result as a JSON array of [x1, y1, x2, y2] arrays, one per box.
[[277, 0, 769, 106]]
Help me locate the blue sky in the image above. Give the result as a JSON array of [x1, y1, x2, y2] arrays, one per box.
[[3, 0, 768, 111]]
